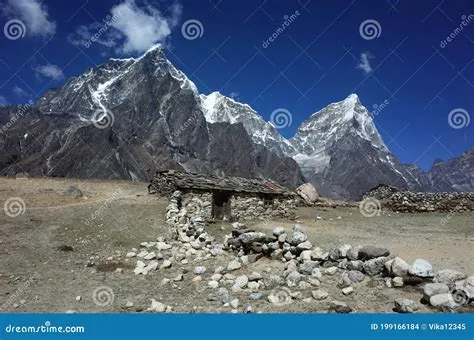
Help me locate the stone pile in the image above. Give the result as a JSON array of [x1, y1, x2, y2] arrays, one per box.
[[224, 223, 473, 313], [363, 184, 474, 213]]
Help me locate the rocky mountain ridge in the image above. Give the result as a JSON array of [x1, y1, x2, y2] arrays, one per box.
[[0, 45, 472, 200]]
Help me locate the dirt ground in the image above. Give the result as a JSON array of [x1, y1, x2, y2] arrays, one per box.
[[0, 177, 472, 313]]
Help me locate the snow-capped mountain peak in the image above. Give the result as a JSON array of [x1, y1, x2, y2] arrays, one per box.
[[198, 91, 295, 155]]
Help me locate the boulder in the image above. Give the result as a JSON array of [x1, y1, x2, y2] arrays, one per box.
[[434, 269, 467, 288], [363, 256, 391, 276], [273, 227, 286, 236], [409, 259, 434, 278], [394, 298, 418, 313], [238, 232, 266, 245], [429, 293, 458, 312], [289, 231, 307, 246], [358, 245, 390, 261], [64, 186, 83, 198], [298, 261, 319, 275], [390, 257, 409, 277], [423, 283, 449, 301], [312, 290, 329, 300], [295, 183, 319, 205]]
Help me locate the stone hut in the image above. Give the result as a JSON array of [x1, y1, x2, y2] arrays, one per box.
[[148, 170, 297, 221]]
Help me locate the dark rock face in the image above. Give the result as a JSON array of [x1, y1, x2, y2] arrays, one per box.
[[0, 46, 303, 187], [425, 150, 474, 192]]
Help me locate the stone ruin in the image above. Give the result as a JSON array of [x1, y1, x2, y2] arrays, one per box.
[[149, 170, 298, 221], [363, 184, 474, 213]]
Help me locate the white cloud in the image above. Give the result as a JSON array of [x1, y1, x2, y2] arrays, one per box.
[[13, 85, 30, 99], [357, 52, 373, 74], [35, 64, 64, 80], [0, 95, 8, 106], [69, 0, 182, 55], [3, 0, 56, 38]]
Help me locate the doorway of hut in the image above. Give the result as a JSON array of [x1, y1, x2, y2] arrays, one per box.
[[211, 191, 231, 220]]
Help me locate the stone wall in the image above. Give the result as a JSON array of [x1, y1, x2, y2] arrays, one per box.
[[166, 190, 296, 222], [363, 184, 474, 213], [231, 194, 296, 220]]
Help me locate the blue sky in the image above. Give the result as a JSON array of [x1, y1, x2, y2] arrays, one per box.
[[0, 0, 473, 170]]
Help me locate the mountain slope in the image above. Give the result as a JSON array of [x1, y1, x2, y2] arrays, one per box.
[[425, 149, 474, 192], [0, 45, 304, 187], [288, 94, 425, 199]]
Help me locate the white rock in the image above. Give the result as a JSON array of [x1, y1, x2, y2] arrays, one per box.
[[342, 287, 354, 295], [312, 290, 329, 300], [208, 280, 219, 289], [143, 252, 156, 260], [161, 260, 172, 269], [149, 299, 166, 313], [408, 259, 434, 278], [75, 296, 81, 301], [229, 299, 239, 309], [324, 267, 338, 276], [194, 266, 207, 275], [392, 277, 404, 288], [227, 260, 242, 271], [125, 252, 136, 258], [273, 227, 286, 236]]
